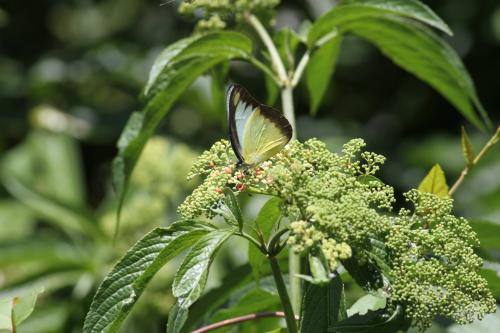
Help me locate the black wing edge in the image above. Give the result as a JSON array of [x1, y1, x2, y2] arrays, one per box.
[[226, 84, 293, 163]]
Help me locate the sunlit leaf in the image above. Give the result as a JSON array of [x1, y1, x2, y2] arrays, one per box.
[[418, 164, 449, 197], [169, 229, 235, 333], [346, 291, 387, 317], [112, 31, 252, 226], [308, 0, 452, 46], [0, 288, 43, 331], [306, 35, 342, 115], [82, 220, 215, 333], [461, 126, 475, 168]]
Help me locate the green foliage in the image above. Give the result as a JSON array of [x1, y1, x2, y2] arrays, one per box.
[[0, 288, 43, 331], [300, 275, 346, 332], [113, 31, 252, 221], [461, 127, 475, 168], [418, 164, 449, 198]]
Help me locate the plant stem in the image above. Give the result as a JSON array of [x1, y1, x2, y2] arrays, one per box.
[[281, 86, 297, 138], [291, 51, 310, 87], [269, 256, 299, 333], [247, 14, 288, 84], [191, 311, 299, 333], [449, 126, 500, 196]]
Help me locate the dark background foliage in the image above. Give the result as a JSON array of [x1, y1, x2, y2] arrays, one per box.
[[0, 0, 499, 332]]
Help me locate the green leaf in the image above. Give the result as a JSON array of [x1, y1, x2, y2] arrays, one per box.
[[333, 305, 409, 333], [300, 274, 345, 332], [210, 289, 280, 324], [461, 126, 475, 168], [357, 175, 384, 187], [341, 16, 489, 129], [308, 0, 451, 46], [471, 221, 500, 250], [82, 220, 215, 333], [248, 197, 282, 281], [217, 188, 243, 230], [346, 291, 387, 317], [308, 252, 332, 285], [418, 163, 449, 197], [168, 229, 235, 333], [0, 288, 43, 331], [481, 268, 500, 300], [274, 27, 302, 70], [112, 31, 252, 224], [306, 35, 343, 115]]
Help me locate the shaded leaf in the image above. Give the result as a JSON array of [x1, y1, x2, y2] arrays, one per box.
[[113, 31, 252, 223], [306, 35, 343, 115], [300, 274, 345, 332], [481, 264, 500, 300], [308, 0, 452, 46], [0, 288, 43, 331], [82, 220, 215, 333], [248, 197, 282, 281], [418, 164, 449, 197], [333, 305, 409, 333], [461, 126, 475, 168]]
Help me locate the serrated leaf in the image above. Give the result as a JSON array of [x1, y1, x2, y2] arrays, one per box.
[[0, 288, 43, 331], [82, 220, 215, 333], [300, 274, 345, 332], [346, 292, 387, 317], [168, 229, 235, 333], [341, 16, 489, 129], [112, 31, 252, 226], [248, 197, 282, 281], [306, 35, 342, 115], [461, 126, 475, 168], [308, 0, 452, 46], [418, 164, 449, 198]]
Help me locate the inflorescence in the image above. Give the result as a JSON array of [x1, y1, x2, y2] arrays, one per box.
[[178, 138, 495, 329]]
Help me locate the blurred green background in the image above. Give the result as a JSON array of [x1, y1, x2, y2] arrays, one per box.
[[0, 0, 499, 332]]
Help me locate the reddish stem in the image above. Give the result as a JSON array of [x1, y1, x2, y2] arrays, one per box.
[[191, 311, 300, 333]]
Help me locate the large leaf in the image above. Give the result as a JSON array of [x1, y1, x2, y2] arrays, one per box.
[[306, 35, 343, 115], [308, 0, 451, 46], [168, 229, 235, 333], [113, 31, 252, 220], [300, 274, 346, 332], [418, 163, 449, 198], [341, 16, 489, 129], [0, 288, 43, 331], [333, 305, 409, 333], [248, 197, 282, 281], [82, 220, 215, 333]]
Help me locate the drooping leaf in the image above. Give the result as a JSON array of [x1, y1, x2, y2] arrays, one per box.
[[308, 0, 452, 46], [300, 274, 346, 332], [306, 35, 343, 115], [0, 288, 43, 331], [82, 220, 215, 333], [346, 291, 387, 317], [112, 31, 252, 223], [341, 16, 489, 129], [248, 197, 282, 281], [418, 163, 449, 197], [168, 229, 235, 333], [461, 126, 475, 168]]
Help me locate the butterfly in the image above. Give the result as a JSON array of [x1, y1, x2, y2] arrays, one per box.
[[226, 84, 293, 166]]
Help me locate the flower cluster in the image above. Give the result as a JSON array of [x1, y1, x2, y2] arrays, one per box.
[[178, 138, 495, 328], [178, 0, 280, 31], [386, 190, 496, 329]]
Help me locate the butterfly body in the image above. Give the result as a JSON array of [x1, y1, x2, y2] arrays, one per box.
[[227, 84, 293, 166]]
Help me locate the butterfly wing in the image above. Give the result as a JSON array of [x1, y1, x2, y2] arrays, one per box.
[[227, 84, 292, 165]]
